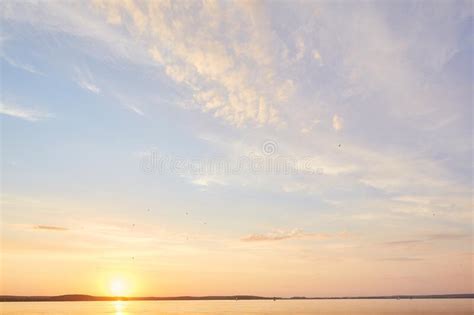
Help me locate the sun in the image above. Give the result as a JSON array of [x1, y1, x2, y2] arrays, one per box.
[[109, 278, 129, 297], [102, 272, 136, 297]]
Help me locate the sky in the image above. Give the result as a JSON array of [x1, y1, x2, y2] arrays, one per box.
[[0, 0, 472, 297]]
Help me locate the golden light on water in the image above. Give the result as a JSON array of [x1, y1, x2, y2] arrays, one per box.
[[112, 300, 127, 315]]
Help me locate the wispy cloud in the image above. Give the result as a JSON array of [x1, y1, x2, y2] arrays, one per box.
[[77, 80, 100, 94], [125, 104, 144, 116], [1, 54, 43, 75], [377, 257, 423, 262], [241, 229, 347, 242], [0, 102, 52, 122], [384, 233, 470, 246], [428, 233, 469, 241], [191, 176, 227, 187], [34, 225, 69, 231], [74, 66, 100, 94], [384, 240, 422, 246]]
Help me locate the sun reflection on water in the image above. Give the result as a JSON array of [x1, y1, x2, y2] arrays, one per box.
[[112, 300, 128, 315]]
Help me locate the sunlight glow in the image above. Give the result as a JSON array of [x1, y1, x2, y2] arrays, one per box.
[[109, 278, 128, 297]]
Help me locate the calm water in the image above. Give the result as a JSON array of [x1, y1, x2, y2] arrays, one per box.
[[1, 299, 472, 315]]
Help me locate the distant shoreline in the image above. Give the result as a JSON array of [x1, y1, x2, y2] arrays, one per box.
[[1, 293, 473, 302]]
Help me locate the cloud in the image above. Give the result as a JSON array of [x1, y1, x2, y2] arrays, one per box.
[[377, 257, 423, 261], [300, 118, 321, 134], [332, 114, 343, 131], [427, 233, 469, 241], [74, 67, 100, 94], [125, 104, 144, 116], [77, 80, 100, 94], [300, 127, 310, 134], [312, 49, 322, 64], [384, 240, 423, 246], [1, 1, 471, 242], [384, 233, 469, 247], [74, 66, 149, 116], [34, 225, 69, 231], [295, 37, 305, 61], [191, 176, 227, 187], [89, 1, 291, 127], [389, 195, 472, 221], [0, 102, 52, 122], [241, 229, 346, 242], [1, 54, 43, 75]]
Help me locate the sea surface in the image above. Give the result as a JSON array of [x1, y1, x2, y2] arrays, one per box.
[[1, 299, 472, 314]]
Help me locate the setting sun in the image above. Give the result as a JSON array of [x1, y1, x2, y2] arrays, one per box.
[[109, 279, 129, 297]]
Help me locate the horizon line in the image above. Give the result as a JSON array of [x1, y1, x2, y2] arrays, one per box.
[[1, 293, 473, 302]]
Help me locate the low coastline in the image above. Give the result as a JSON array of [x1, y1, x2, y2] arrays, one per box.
[[1, 293, 473, 302]]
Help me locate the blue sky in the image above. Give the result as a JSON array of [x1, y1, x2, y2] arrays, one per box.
[[1, 1, 472, 296]]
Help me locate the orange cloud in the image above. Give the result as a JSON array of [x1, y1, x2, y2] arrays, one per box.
[[241, 229, 347, 242], [34, 225, 69, 231]]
